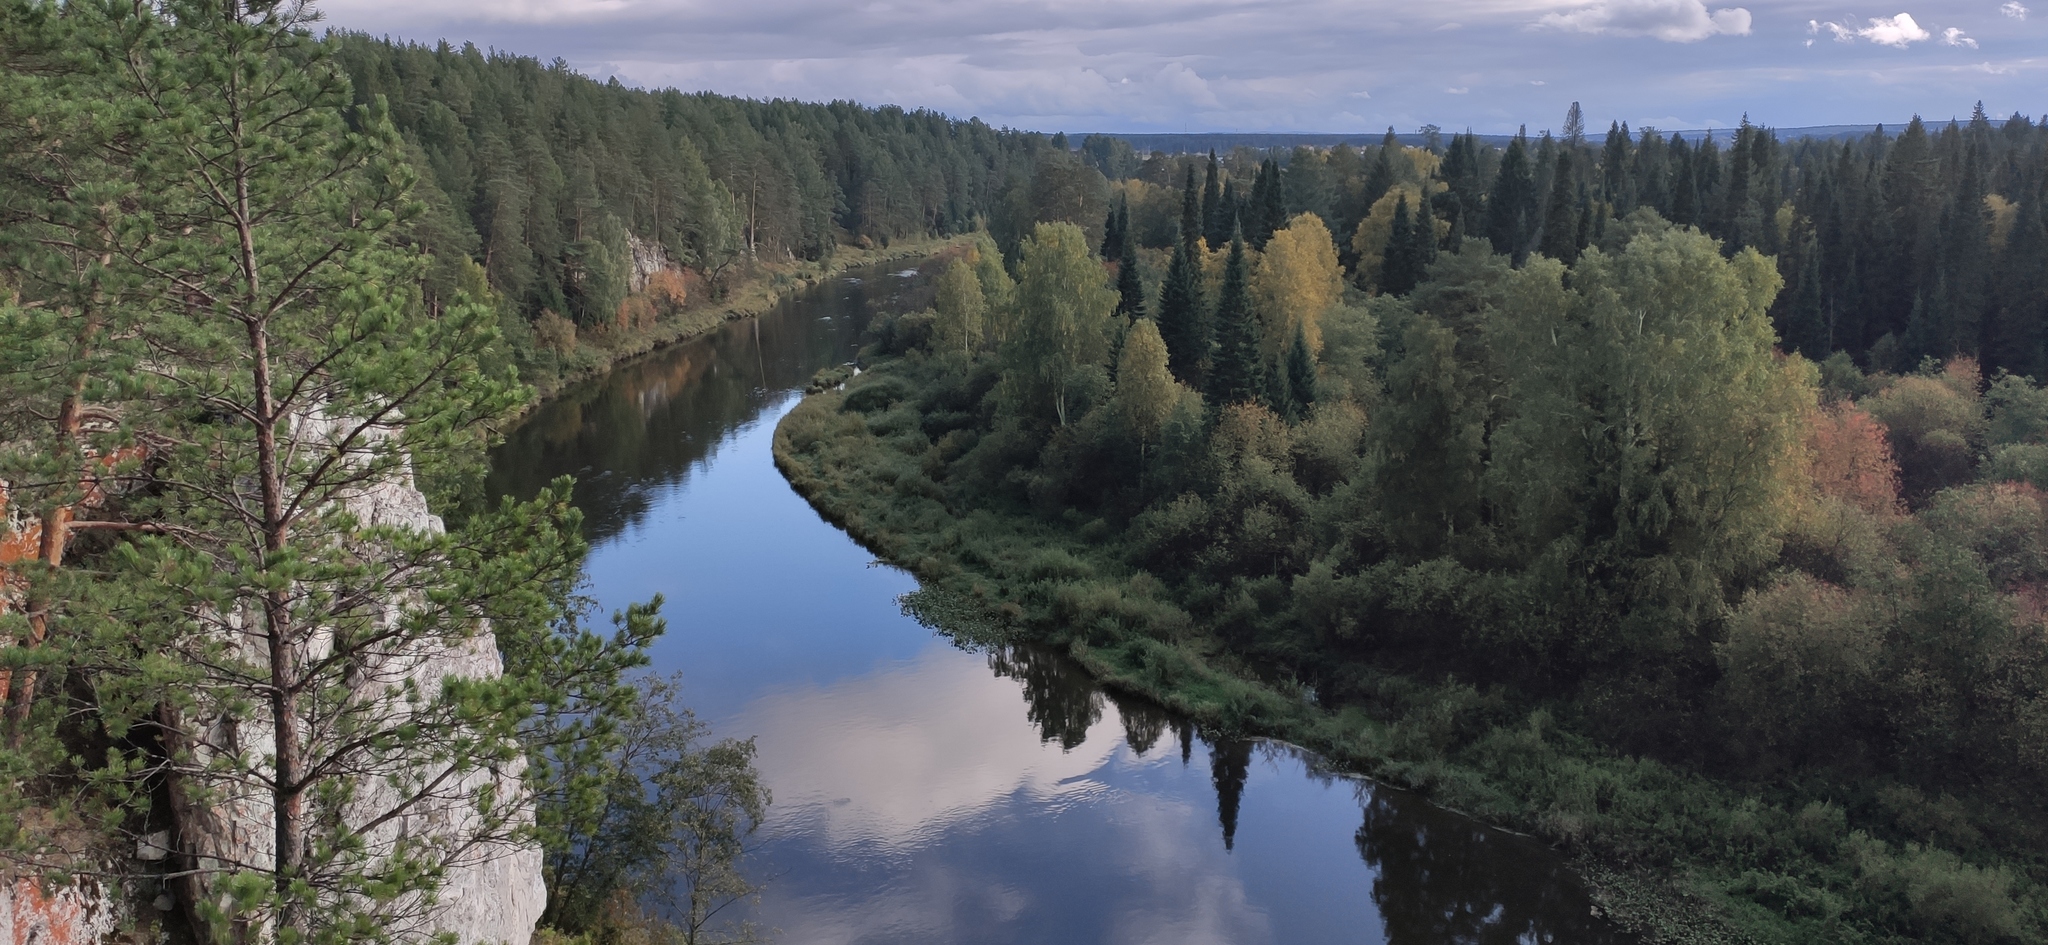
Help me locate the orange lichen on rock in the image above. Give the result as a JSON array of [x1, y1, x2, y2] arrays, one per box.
[[0, 876, 118, 945]]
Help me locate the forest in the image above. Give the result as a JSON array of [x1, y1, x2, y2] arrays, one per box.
[[321, 33, 1054, 393], [5, 0, 2048, 940], [775, 105, 2048, 944], [0, 3, 1054, 943]]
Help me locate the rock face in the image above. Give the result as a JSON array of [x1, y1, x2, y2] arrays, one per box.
[[626, 233, 673, 294], [0, 877, 122, 945], [164, 415, 546, 945]]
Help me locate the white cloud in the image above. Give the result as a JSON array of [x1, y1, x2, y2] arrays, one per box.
[[1941, 26, 1978, 46], [1536, 0, 1752, 42], [1445, 86, 1470, 93], [1531, 78, 1548, 84], [2002, 1, 2028, 18], [1815, 13, 1933, 46]]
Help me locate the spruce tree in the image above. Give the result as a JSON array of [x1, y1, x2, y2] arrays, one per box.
[[1117, 225, 1146, 320], [1202, 151, 1225, 249], [1669, 135, 1698, 227], [1363, 131, 1397, 209], [1286, 324, 1319, 417], [1260, 159, 1288, 249], [1414, 190, 1440, 273], [1219, 179, 1243, 248], [1181, 164, 1203, 252], [1381, 195, 1420, 296], [1101, 202, 1123, 258], [1247, 159, 1276, 249], [1488, 134, 1538, 264], [1602, 121, 1635, 214], [1989, 177, 2048, 378], [1156, 238, 1209, 386], [1783, 238, 1829, 358], [1540, 150, 1579, 263], [1574, 188, 1594, 256], [1206, 233, 1265, 412]]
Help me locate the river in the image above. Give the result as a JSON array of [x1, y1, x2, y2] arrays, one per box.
[[486, 264, 1633, 945]]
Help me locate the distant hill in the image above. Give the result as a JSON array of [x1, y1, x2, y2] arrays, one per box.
[[1076, 125, 1901, 155]]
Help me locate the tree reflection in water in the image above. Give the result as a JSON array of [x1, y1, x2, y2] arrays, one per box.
[[1209, 738, 1254, 851], [990, 643, 1633, 943], [984, 645, 1103, 751], [1356, 785, 1627, 944]]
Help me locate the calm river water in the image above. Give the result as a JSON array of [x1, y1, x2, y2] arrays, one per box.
[[487, 264, 1632, 945]]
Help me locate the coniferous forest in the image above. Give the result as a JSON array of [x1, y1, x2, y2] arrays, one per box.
[[779, 108, 2048, 945]]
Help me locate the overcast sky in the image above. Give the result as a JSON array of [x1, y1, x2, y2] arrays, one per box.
[[315, 0, 2045, 135]]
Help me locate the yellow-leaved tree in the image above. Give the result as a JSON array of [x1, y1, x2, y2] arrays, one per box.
[[1352, 183, 1448, 291], [932, 259, 987, 355], [1252, 213, 1344, 362], [1112, 318, 1184, 463]]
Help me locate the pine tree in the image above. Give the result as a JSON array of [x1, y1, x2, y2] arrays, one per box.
[[1156, 238, 1209, 386], [0, 5, 652, 937], [1563, 101, 1586, 148], [1206, 234, 1265, 412]]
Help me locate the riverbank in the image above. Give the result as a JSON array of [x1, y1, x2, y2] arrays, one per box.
[[772, 362, 2042, 945], [513, 235, 969, 412]]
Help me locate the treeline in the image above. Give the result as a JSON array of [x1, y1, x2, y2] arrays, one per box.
[[1064, 103, 2048, 385], [781, 188, 2048, 937], [323, 33, 1069, 386]]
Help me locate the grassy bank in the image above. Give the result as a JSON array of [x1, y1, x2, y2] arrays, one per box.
[[773, 362, 2045, 945]]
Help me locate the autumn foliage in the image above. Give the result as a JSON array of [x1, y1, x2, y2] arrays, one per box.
[[1806, 403, 1904, 516]]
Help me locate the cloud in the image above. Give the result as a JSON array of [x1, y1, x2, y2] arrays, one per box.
[[2002, 1, 2028, 18], [1941, 26, 1978, 47], [1445, 86, 1470, 94], [312, 0, 2048, 136], [1814, 13, 1933, 46], [1535, 0, 1752, 42]]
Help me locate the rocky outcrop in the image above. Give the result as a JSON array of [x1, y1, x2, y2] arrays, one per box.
[[0, 877, 123, 945], [160, 415, 546, 944], [626, 233, 673, 294], [4, 428, 547, 943]]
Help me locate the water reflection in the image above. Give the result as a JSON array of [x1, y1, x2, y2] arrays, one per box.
[[487, 271, 935, 541], [488, 263, 1633, 944]]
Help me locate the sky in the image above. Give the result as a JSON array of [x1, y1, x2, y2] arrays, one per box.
[[315, 0, 2046, 136]]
